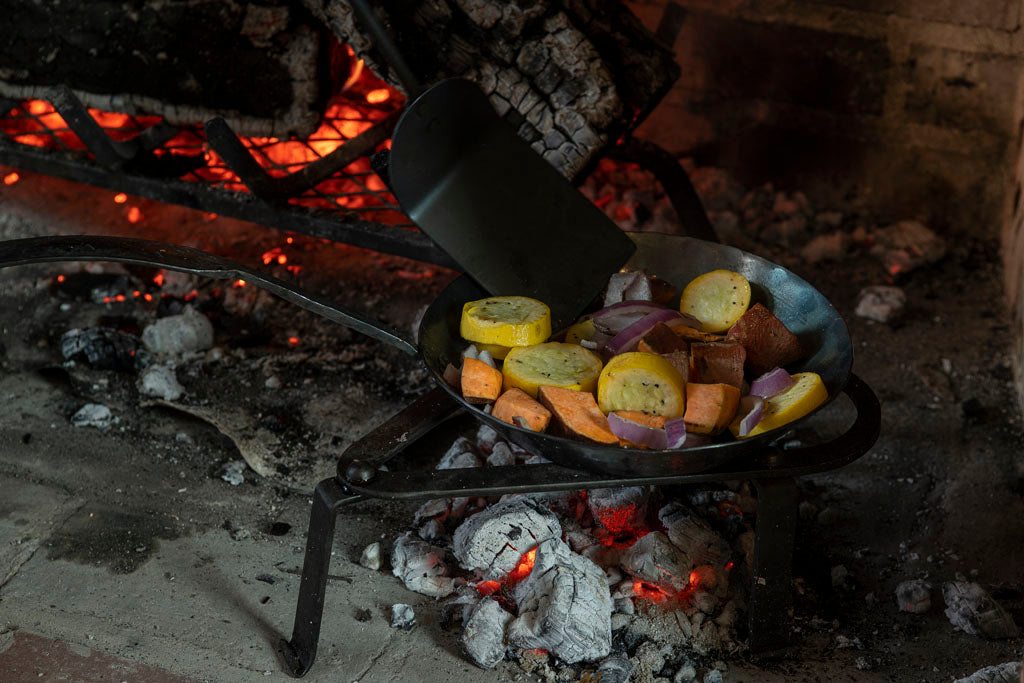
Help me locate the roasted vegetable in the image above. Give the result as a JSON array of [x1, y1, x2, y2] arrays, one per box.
[[460, 296, 551, 347], [726, 303, 804, 376], [690, 341, 746, 388], [597, 352, 687, 418], [461, 357, 503, 404], [683, 383, 741, 435], [538, 385, 618, 444], [492, 388, 551, 432], [502, 342, 604, 398], [679, 270, 751, 333], [729, 372, 826, 439]]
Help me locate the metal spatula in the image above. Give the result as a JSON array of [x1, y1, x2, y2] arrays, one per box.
[[349, 0, 636, 330]]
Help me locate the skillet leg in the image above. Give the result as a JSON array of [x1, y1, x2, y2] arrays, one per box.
[[748, 477, 799, 653], [279, 478, 362, 677]]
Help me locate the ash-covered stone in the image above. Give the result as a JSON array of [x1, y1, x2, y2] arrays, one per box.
[[659, 503, 731, 576], [506, 539, 612, 663], [620, 531, 691, 593], [61, 327, 142, 371], [142, 306, 214, 356], [588, 486, 650, 534], [137, 363, 184, 400], [462, 597, 512, 669], [486, 442, 517, 466], [855, 286, 906, 323], [71, 403, 113, 430], [390, 603, 415, 629], [942, 580, 1019, 639], [392, 531, 455, 598], [895, 579, 932, 613], [359, 541, 381, 571], [453, 498, 561, 581], [954, 662, 1022, 683]]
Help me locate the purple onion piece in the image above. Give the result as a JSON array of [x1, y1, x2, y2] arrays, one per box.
[[605, 309, 683, 355], [443, 363, 461, 387], [607, 412, 669, 450], [592, 300, 668, 319], [737, 395, 765, 437], [664, 417, 687, 448], [603, 272, 642, 306], [750, 367, 793, 398]]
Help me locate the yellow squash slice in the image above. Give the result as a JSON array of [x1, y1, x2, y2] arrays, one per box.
[[502, 342, 604, 398], [460, 296, 551, 347], [564, 319, 596, 345], [730, 371, 827, 439], [597, 352, 687, 419], [679, 270, 751, 333]]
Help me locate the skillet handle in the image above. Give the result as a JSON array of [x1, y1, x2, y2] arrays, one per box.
[[0, 235, 420, 356], [752, 372, 881, 476]]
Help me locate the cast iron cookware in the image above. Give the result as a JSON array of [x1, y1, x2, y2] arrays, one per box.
[[0, 233, 854, 478]]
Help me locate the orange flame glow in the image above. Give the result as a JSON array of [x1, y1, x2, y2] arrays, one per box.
[[506, 548, 537, 585], [113, 193, 127, 204], [126, 206, 142, 223], [288, 336, 300, 346], [152, 272, 165, 287], [365, 88, 391, 104], [3, 172, 19, 185], [233, 279, 246, 288], [56, 275, 65, 283], [632, 581, 670, 602]]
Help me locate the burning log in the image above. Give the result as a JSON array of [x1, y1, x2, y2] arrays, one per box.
[[302, 0, 680, 179], [506, 538, 613, 663], [0, 1, 335, 138], [453, 498, 561, 581]]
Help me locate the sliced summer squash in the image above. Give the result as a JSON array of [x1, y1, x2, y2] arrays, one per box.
[[679, 270, 751, 333], [460, 296, 551, 347], [729, 371, 827, 439], [597, 352, 687, 418], [502, 342, 604, 398]]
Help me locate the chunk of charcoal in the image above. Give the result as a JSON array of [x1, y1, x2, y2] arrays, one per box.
[[391, 532, 455, 598], [390, 603, 416, 629], [854, 286, 906, 324], [438, 450, 482, 469], [953, 662, 1022, 683], [588, 486, 650, 535], [658, 502, 731, 571], [141, 306, 214, 356], [137, 363, 184, 400], [619, 531, 691, 593], [360, 542, 382, 571], [895, 579, 931, 613], [440, 585, 482, 629], [506, 539, 612, 663], [486, 442, 516, 467], [943, 580, 1019, 638], [476, 424, 501, 453], [354, 608, 372, 622], [413, 498, 450, 524], [462, 597, 512, 669], [71, 403, 113, 430], [453, 498, 561, 581], [61, 327, 143, 371], [588, 657, 634, 683]]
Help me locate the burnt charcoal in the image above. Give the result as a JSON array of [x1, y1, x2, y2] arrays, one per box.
[[954, 662, 1022, 683], [961, 398, 988, 423], [453, 498, 561, 581], [943, 580, 1020, 639], [506, 539, 612, 663], [137, 363, 184, 400], [354, 608, 372, 623], [619, 531, 692, 593], [691, 341, 746, 388], [462, 597, 512, 669], [587, 657, 634, 683], [391, 603, 416, 629], [588, 486, 650, 536], [61, 327, 143, 372], [392, 532, 455, 598], [256, 574, 277, 585], [659, 502, 732, 575], [360, 542, 382, 571], [895, 579, 932, 613], [141, 306, 214, 356], [268, 522, 291, 536], [70, 403, 113, 430]]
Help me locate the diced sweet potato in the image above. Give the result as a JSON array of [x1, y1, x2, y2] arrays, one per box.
[[726, 303, 804, 376], [612, 410, 668, 448], [683, 383, 741, 435], [690, 341, 746, 388], [637, 322, 689, 354], [461, 357, 503, 404], [492, 388, 552, 432], [538, 385, 618, 444], [664, 319, 726, 343]]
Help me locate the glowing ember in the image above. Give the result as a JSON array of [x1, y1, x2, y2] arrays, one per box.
[[126, 206, 142, 223], [56, 275, 65, 282], [365, 88, 391, 104], [593, 504, 640, 537], [506, 548, 537, 585], [262, 247, 287, 265], [3, 172, 19, 185], [184, 290, 198, 301], [288, 336, 300, 345], [152, 271, 165, 287], [233, 279, 246, 288], [632, 580, 670, 602], [143, 293, 153, 302], [724, 561, 735, 572], [113, 193, 127, 204], [286, 237, 294, 244], [476, 580, 500, 596]]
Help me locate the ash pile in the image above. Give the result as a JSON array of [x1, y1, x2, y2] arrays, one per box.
[[373, 425, 752, 682]]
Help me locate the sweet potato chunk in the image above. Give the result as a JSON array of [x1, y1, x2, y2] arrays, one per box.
[[637, 322, 689, 355], [690, 341, 746, 388], [538, 385, 618, 444], [726, 303, 804, 376], [664, 320, 726, 343], [683, 383, 741, 435], [461, 357, 503, 404], [492, 388, 551, 432]]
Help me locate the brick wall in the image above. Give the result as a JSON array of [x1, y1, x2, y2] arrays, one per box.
[[627, 0, 1024, 237]]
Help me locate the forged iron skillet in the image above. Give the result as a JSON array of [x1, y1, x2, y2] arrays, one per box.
[[0, 233, 856, 477]]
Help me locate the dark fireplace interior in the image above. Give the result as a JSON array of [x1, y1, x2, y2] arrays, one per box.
[[1, 1, 1023, 682]]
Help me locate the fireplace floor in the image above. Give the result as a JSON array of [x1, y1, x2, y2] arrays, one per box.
[[0, 167, 1022, 682]]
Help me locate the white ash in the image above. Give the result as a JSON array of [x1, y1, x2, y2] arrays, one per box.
[[614, 597, 635, 615], [673, 660, 698, 682], [390, 603, 416, 629], [522, 453, 551, 465], [605, 566, 623, 586], [475, 424, 501, 453], [954, 662, 1022, 683], [461, 597, 512, 669], [391, 531, 455, 598], [587, 656, 634, 683], [619, 531, 692, 593], [71, 403, 113, 430], [359, 542, 381, 571], [693, 591, 720, 615], [942, 580, 1020, 639], [219, 460, 246, 485], [498, 490, 577, 517], [414, 498, 450, 525], [486, 442, 516, 466], [895, 579, 932, 613], [453, 498, 561, 581], [855, 657, 873, 671], [659, 503, 731, 576], [418, 519, 447, 543], [440, 585, 483, 628], [142, 306, 214, 356], [137, 363, 184, 401], [855, 286, 906, 324], [438, 450, 482, 470], [835, 634, 863, 649], [505, 539, 612, 663], [632, 640, 673, 682], [702, 670, 724, 683], [588, 486, 650, 532]]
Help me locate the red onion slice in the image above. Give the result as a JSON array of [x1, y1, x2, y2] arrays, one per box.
[[592, 300, 668, 320], [604, 272, 643, 306], [750, 367, 793, 398], [608, 412, 669, 450], [736, 395, 765, 437], [665, 417, 687, 448], [443, 363, 461, 387], [605, 309, 683, 355]]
